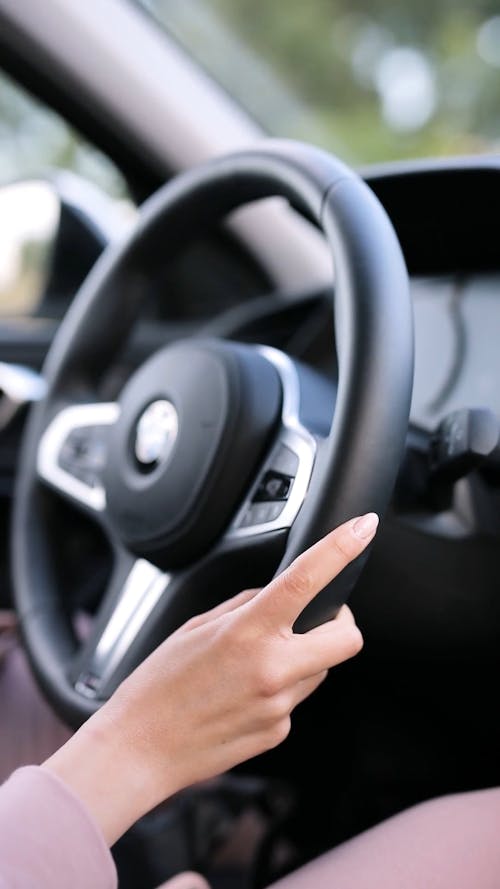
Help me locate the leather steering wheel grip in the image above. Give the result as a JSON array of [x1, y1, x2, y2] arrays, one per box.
[[12, 140, 413, 722]]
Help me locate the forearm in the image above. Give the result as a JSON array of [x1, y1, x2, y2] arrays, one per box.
[[42, 706, 160, 846]]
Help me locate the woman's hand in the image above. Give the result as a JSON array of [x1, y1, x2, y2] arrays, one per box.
[[43, 513, 378, 845]]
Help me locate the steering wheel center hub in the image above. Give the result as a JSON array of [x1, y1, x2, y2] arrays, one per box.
[[134, 399, 179, 468], [104, 339, 282, 567]]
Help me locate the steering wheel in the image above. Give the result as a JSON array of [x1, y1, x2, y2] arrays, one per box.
[[12, 141, 413, 727]]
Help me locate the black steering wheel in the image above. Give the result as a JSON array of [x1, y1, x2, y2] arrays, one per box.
[[13, 141, 413, 727]]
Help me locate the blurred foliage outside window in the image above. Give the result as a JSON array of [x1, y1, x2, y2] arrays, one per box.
[[0, 70, 128, 315], [139, 0, 500, 164], [0, 181, 58, 315], [0, 69, 127, 195]]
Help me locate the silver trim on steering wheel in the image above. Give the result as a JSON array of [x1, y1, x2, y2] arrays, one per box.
[[37, 402, 120, 511], [226, 346, 317, 539], [75, 559, 171, 699]]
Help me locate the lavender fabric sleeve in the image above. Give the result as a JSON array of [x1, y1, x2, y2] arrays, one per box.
[[0, 766, 117, 889]]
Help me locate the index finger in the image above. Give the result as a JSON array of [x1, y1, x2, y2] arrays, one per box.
[[252, 513, 379, 629]]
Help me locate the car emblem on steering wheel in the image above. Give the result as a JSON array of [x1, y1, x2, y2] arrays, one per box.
[[134, 399, 179, 467]]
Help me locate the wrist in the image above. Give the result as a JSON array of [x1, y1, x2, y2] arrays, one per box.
[[43, 705, 165, 845]]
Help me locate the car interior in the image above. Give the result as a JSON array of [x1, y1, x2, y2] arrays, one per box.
[[0, 2, 499, 889]]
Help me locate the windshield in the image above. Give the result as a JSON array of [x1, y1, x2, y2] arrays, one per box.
[[136, 0, 500, 164]]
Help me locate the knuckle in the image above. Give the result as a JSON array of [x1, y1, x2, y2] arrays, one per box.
[[282, 561, 312, 599], [261, 691, 292, 723], [346, 625, 364, 656], [220, 610, 245, 639], [254, 658, 287, 698], [215, 615, 252, 658], [265, 716, 292, 750], [337, 604, 355, 624]]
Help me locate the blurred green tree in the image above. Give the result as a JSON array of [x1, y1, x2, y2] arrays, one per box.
[[0, 69, 126, 194], [145, 0, 500, 162]]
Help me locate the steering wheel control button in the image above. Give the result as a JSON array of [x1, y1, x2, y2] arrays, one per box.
[[59, 425, 108, 488], [254, 470, 292, 502], [238, 501, 284, 528], [37, 402, 120, 512], [227, 348, 317, 540], [134, 399, 178, 469], [272, 444, 299, 477]]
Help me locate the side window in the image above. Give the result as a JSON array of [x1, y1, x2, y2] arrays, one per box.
[[0, 69, 131, 318]]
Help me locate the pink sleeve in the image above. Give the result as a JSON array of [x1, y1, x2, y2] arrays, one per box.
[[0, 766, 117, 889]]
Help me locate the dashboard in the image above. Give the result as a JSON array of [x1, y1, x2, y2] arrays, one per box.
[[411, 274, 500, 431], [360, 158, 500, 439], [161, 158, 500, 447]]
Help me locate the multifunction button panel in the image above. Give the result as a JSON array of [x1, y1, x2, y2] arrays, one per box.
[[236, 444, 298, 528], [228, 427, 316, 539], [37, 403, 120, 511]]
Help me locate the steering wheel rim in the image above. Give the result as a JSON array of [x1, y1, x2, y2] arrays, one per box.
[[12, 140, 414, 727]]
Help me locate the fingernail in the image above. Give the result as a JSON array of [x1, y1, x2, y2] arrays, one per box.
[[352, 513, 379, 540]]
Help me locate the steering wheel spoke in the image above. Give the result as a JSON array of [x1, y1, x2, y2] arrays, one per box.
[[37, 402, 119, 514], [71, 527, 291, 704], [71, 547, 171, 700]]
